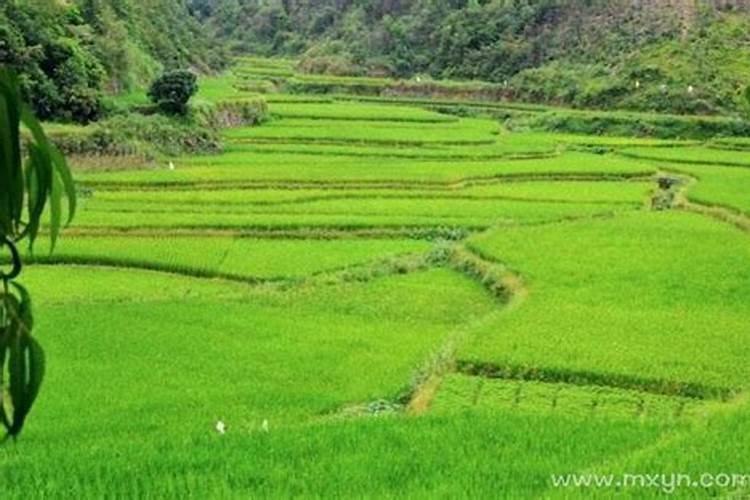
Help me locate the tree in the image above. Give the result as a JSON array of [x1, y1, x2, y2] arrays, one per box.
[[0, 68, 76, 440], [0, 2, 104, 123], [148, 70, 198, 115]]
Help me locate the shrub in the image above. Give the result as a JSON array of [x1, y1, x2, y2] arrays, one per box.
[[520, 110, 750, 139], [49, 113, 222, 157], [201, 99, 270, 128], [297, 55, 362, 77], [148, 70, 198, 115]]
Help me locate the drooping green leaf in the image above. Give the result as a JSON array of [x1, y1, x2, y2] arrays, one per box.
[[0, 67, 72, 440], [49, 167, 63, 253], [23, 338, 44, 417], [20, 102, 76, 248], [23, 156, 40, 250], [50, 148, 77, 225], [21, 144, 53, 249], [0, 73, 19, 237], [12, 283, 33, 332], [0, 299, 9, 434], [2, 74, 23, 227], [5, 295, 25, 438], [2, 287, 41, 439]]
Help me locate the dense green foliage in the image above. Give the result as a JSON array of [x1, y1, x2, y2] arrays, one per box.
[[191, 0, 750, 114], [148, 70, 198, 115], [207, 58, 750, 139], [0, 2, 105, 122], [45, 97, 270, 158], [0, 0, 225, 122], [6, 0, 750, 118], [0, 69, 75, 264], [50, 113, 224, 157]]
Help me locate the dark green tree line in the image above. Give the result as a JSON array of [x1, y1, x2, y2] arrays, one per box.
[[0, 0, 226, 123]]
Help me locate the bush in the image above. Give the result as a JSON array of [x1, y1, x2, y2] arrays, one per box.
[[297, 55, 362, 77], [1, 4, 105, 123], [148, 70, 198, 115], [49, 113, 222, 157], [201, 99, 270, 128], [48, 96, 269, 160], [520, 110, 750, 140]]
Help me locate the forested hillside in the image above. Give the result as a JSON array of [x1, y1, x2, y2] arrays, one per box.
[[191, 0, 750, 114], [0, 0, 226, 122], [4, 0, 750, 118]]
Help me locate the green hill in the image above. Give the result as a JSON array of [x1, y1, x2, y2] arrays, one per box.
[[191, 0, 750, 115], [4, 0, 750, 119], [0, 0, 226, 122]]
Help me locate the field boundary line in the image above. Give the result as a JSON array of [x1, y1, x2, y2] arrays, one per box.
[[660, 170, 750, 233], [82, 172, 653, 192], [90, 192, 641, 208], [679, 202, 750, 233], [58, 226, 473, 240], [229, 145, 558, 162], [268, 113, 457, 124], [454, 360, 737, 401], [403, 244, 527, 415], [549, 394, 750, 496], [21, 249, 443, 292], [231, 137, 496, 148], [618, 151, 750, 169]]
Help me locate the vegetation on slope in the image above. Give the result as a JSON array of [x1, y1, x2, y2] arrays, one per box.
[[191, 0, 750, 114], [2, 66, 750, 496], [0, 0, 226, 122]]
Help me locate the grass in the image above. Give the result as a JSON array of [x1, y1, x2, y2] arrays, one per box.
[[1, 408, 671, 498], [613, 144, 750, 216], [0, 266, 508, 497], [620, 145, 750, 167], [462, 211, 750, 393], [89, 181, 650, 205], [72, 197, 633, 230], [21, 60, 750, 497], [666, 163, 750, 216], [17, 265, 496, 427], [22, 236, 431, 280], [711, 136, 750, 149], [194, 73, 247, 103], [585, 396, 750, 498], [224, 118, 499, 145], [433, 374, 710, 420], [181, 141, 558, 160], [268, 101, 458, 122], [76, 151, 653, 187]]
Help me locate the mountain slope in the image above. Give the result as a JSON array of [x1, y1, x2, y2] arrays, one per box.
[[0, 0, 226, 121], [193, 0, 750, 114]]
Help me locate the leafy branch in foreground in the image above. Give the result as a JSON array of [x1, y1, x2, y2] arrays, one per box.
[[0, 68, 76, 441]]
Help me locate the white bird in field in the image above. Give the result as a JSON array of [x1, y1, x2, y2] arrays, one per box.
[[216, 420, 226, 435], [261, 419, 269, 432], [169, 161, 175, 171]]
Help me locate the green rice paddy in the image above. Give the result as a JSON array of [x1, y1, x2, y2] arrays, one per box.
[[5, 58, 750, 498]]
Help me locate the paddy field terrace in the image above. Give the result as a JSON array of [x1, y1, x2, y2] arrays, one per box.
[[3, 58, 750, 498]]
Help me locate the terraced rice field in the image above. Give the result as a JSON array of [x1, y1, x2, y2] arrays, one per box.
[[4, 60, 750, 497]]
